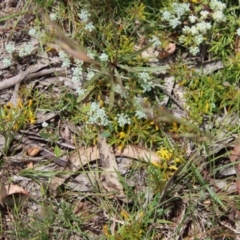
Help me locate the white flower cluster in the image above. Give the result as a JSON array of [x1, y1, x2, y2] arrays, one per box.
[[42, 122, 49, 127], [86, 69, 95, 80], [113, 84, 122, 94], [79, 9, 95, 32], [76, 87, 86, 97], [99, 53, 108, 62], [71, 60, 83, 84], [5, 43, 15, 54], [161, 3, 190, 29], [135, 110, 147, 119], [28, 28, 38, 38], [87, 51, 95, 60], [50, 13, 58, 21], [85, 53, 96, 78], [88, 102, 109, 126], [162, 0, 227, 56], [59, 50, 71, 67], [19, 44, 34, 57], [2, 41, 36, 67], [71, 60, 87, 97], [2, 43, 15, 67], [139, 72, 153, 92], [113, 84, 127, 98], [133, 96, 148, 120], [116, 113, 131, 127], [150, 35, 162, 48], [209, 0, 226, 22], [2, 58, 12, 67]]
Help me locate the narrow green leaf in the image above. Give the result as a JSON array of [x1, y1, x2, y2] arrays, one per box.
[[101, 131, 111, 137], [156, 219, 174, 224], [39, 133, 52, 139], [109, 123, 113, 132], [54, 145, 61, 157]]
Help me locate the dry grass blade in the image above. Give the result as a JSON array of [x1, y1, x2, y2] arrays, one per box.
[[41, 12, 101, 69]]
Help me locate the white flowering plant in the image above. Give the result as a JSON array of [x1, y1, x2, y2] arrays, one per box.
[[2, 0, 238, 152], [26, 0, 239, 151], [159, 0, 239, 57], [30, 3, 177, 151]]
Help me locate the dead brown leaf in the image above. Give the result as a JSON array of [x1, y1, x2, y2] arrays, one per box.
[[27, 162, 34, 169], [0, 184, 29, 206], [98, 133, 124, 197], [159, 43, 176, 59], [59, 125, 71, 143], [27, 146, 41, 156], [50, 144, 161, 192], [116, 145, 161, 164]]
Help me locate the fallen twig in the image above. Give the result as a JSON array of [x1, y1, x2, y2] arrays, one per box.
[[0, 59, 62, 91]]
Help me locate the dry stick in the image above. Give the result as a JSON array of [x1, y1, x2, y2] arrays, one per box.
[[0, 63, 63, 91], [0, 71, 29, 91], [24, 67, 65, 81]]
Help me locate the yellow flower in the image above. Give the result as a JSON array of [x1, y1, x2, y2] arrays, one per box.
[[119, 131, 125, 139], [174, 158, 181, 163], [168, 165, 178, 171], [170, 121, 179, 133], [103, 225, 109, 236], [118, 144, 124, 151], [204, 102, 209, 113], [27, 111, 36, 124], [121, 210, 130, 220], [157, 148, 172, 160], [28, 99, 33, 107], [151, 160, 161, 168], [13, 123, 20, 131], [189, 0, 199, 3], [29, 118, 36, 124], [17, 99, 23, 108]]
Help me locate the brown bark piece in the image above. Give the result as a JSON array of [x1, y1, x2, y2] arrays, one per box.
[[230, 139, 240, 194]]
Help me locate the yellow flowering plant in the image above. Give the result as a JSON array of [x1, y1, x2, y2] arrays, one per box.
[[0, 98, 35, 132]]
